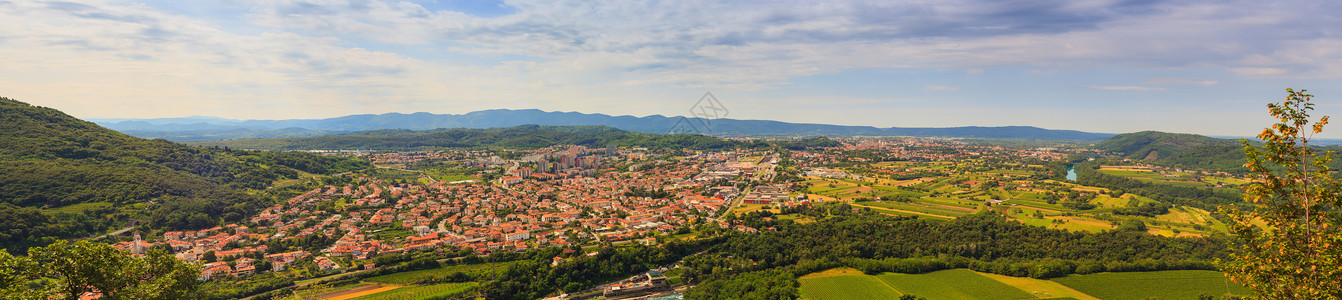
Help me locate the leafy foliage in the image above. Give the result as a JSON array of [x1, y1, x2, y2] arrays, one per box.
[[472, 240, 710, 299], [685, 268, 799, 300], [0, 240, 201, 299], [1220, 88, 1342, 298]]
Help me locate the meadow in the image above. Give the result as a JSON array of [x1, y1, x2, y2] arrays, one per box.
[[878, 269, 1036, 300], [799, 268, 1041, 300], [799, 274, 904, 300]]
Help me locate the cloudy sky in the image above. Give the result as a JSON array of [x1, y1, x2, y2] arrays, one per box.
[[3, 0, 1341, 137]]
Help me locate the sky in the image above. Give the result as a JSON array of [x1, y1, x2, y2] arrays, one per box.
[[3, 0, 1342, 137]]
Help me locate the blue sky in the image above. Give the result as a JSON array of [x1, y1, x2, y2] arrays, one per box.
[[2, 0, 1341, 137]]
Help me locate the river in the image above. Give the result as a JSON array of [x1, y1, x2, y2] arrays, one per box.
[[647, 294, 683, 300]]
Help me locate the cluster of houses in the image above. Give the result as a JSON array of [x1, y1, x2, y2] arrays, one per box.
[[111, 148, 787, 282]]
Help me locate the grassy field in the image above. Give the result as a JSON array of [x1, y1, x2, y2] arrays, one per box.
[[975, 272, 1098, 300], [348, 282, 478, 300], [730, 204, 780, 215], [1051, 270, 1255, 299], [420, 166, 483, 183], [364, 263, 500, 284], [799, 268, 1104, 300], [799, 274, 904, 300], [878, 269, 1036, 300]]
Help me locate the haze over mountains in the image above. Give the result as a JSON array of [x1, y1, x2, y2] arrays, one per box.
[[91, 109, 1115, 141]]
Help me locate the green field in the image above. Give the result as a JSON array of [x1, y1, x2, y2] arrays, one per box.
[[799, 274, 903, 300], [879, 269, 1036, 300], [350, 282, 478, 300], [1051, 270, 1255, 299], [364, 263, 501, 284]]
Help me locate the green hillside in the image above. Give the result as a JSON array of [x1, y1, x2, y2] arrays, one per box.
[[0, 97, 369, 253], [1094, 131, 1249, 172]]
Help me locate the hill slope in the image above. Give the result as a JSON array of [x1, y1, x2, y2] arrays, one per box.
[[1093, 131, 1251, 172], [93, 109, 1114, 141], [0, 97, 369, 253], [1089, 131, 1245, 171]]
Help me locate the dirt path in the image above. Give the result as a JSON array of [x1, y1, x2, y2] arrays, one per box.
[[78, 226, 134, 241]]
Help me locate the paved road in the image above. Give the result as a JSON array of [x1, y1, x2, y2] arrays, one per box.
[[436, 218, 468, 240], [77, 226, 134, 241]]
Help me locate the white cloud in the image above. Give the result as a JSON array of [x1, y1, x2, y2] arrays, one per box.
[[1232, 67, 1288, 75], [1087, 85, 1167, 91], [1146, 78, 1219, 86], [3, 0, 1342, 137], [228, 0, 1342, 86]]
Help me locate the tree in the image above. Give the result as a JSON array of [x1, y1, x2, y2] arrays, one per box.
[[1220, 88, 1342, 298], [1, 240, 202, 299], [0, 251, 45, 300], [1118, 219, 1147, 232]]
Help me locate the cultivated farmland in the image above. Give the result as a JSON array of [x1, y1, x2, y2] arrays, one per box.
[[799, 274, 903, 300], [1051, 270, 1254, 299], [878, 269, 1036, 300], [348, 282, 478, 300]]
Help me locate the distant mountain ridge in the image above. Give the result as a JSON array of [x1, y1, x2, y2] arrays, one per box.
[[189, 125, 769, 151], [91, 109, 1115, 141]]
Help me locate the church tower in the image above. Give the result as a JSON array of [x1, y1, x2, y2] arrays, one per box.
[[132, 231, 144, 254]]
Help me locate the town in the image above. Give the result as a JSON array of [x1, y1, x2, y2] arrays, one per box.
[[91, 135, 1259, 299], [110, 144, 798, 284]]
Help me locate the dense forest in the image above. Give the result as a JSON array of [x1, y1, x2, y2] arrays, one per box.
[[0, 97, 369, 254]]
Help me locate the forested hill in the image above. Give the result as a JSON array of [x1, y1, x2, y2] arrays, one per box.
[[1094, 131, 1251, 172], [192, 125, 753, 151], [0, 97, 369, 254]]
